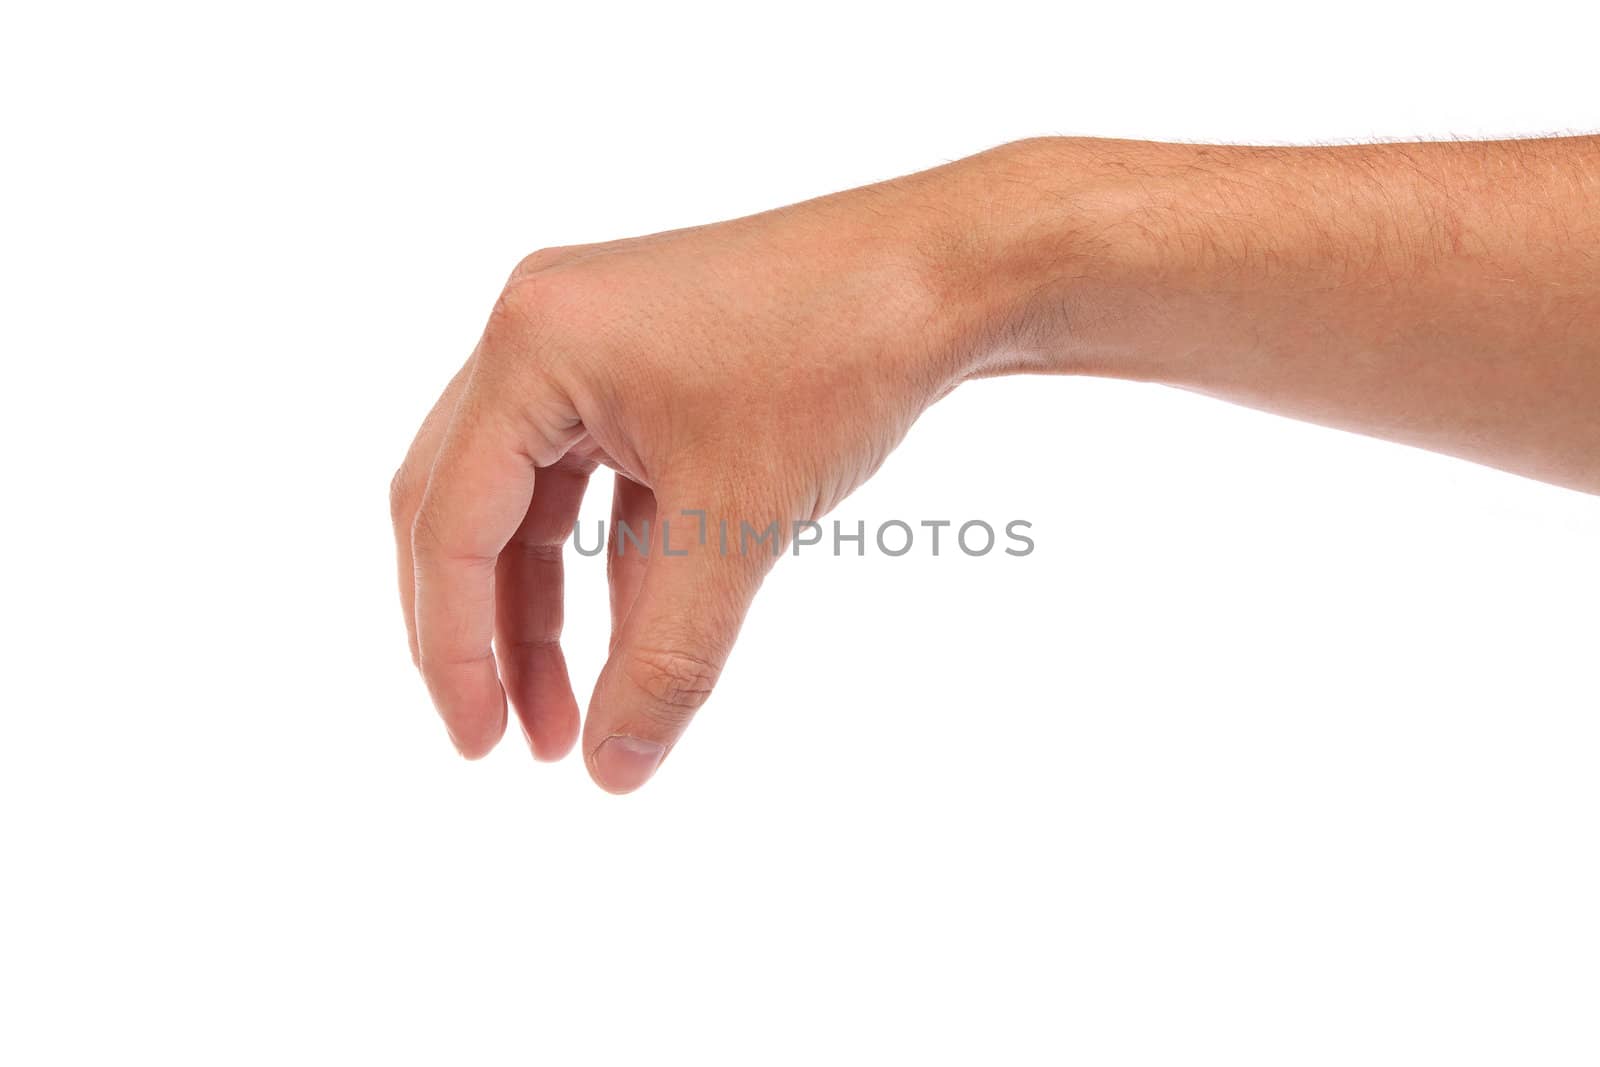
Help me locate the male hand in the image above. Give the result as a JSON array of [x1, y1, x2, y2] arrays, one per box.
[[389, 171, 979, 792]]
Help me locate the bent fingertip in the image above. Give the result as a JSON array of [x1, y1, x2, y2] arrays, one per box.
[[522, 719, 578, 763], [447, 727, 497, 761], [443, 704, 508, 762]]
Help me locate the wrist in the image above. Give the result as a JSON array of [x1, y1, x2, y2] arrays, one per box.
[[916, 137, 1174, 383], [897, 136, 1248, 391]]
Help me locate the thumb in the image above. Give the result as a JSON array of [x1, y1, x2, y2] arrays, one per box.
[[583, 500, 770, 794]]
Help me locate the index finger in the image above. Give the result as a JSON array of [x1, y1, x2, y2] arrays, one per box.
[[410, 391, 538, 758]]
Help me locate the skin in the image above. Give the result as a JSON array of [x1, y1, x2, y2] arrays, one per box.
[[389, 135, 1599, 793]]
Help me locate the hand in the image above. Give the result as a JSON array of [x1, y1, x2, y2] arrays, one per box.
[[389, 172, 980, 792]]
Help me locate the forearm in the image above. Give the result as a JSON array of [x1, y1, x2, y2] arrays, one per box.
[[938, 136, 1600, 492]]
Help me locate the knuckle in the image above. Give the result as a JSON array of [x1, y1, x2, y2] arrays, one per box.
[[508, 246, 573, 284], [409, 504, 444, 557], [492, 265, 606, 334], [486, 280, 538, 337], [622, 645, 723, 722], [410, 502, 496, 568], [389, 467, 414, 523], [486, 273, 570, 347]]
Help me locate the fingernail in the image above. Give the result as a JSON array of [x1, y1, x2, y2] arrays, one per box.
[[592, 735, 666, 793]]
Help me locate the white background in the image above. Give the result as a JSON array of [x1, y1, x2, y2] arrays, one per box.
[[3, 2, 1598, 1063]]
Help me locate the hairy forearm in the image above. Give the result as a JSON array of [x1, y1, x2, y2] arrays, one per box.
[[935, 136, 1600, 492]]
